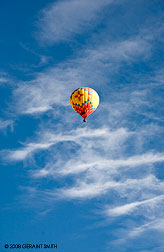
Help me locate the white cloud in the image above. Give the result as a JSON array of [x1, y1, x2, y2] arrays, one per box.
[[54, 152, 164, 177], [105, 194, 164, 217], [20, 42, 52, 67], [7, 124, 164, 205], [13, 34, 151, 115], [6, 124, 164, 204], [54, 180, 120, 199], [13, 66, 79, 114], [0, 77, 8, 83], [50, 173, 164, 200], [111, 218, 164, 250], [0, 72, 10, 85], [129, 219, 164, 239], [7, 127, 112, 161], [0, 119, 13, 130], [8, 142, 54, 161], [38, 0, 114, 43]]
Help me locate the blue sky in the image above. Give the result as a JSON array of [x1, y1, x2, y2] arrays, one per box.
[[0, 0, 164, 251]]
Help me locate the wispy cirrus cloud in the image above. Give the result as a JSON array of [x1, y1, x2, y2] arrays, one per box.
[[51, 175, 164, 200], [0, 72, 10, 85], [56, 153, 164, 177], [5, 124, 164, 204], [37, 0, 115, 44], [0, 77, 8, 84], [105, 194, 164, 217], [6, 127, 122, 161], [13, 33, 152, 115], [129, 219, 164, 239], [0, 119, 13, 131], [109, 218, 164, 251], [20, 43, 52, 67]]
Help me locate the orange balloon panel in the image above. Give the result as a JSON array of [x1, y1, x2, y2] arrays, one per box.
[[70, 87, 99, 120]]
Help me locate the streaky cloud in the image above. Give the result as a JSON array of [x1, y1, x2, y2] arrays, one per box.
[[0, 119, 13, 130], [38, 0, 115, 44], [0, 72, 10, 85], [6, 127, 111, 161], [105, 194, 164, 217], [13, 35, 152, 115]]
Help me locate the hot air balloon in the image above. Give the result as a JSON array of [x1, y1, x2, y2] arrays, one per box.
[[70, 87, 99, 122]]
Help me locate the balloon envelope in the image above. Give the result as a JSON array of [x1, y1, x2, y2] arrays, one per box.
[[70, 87, 99, 120]]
